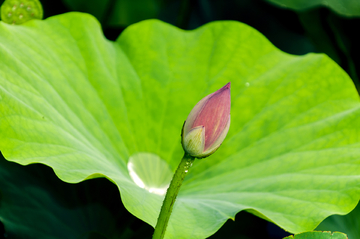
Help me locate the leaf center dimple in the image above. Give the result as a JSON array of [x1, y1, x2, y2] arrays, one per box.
[[127, 152, 173, 195]]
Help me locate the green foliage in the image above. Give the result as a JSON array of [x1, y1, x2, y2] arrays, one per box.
[[0, 0, 43, 24], [266, 0, 360, 17], [283, 231, 347, 239], [1, 12, 360, 238]]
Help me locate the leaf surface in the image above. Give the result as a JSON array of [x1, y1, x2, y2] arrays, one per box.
[[1, 13, 360, 238]]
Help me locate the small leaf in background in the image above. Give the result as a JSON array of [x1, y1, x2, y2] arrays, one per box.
[[1, 13, 360, 238], [283, 231, 348, 239], [265, 0, 360, 17], [0, 0, 43, 24]]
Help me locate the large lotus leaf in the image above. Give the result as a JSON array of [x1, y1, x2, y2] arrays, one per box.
[[0, 153, 152, 239], [1, 13, 360, 239], [266, 0, 360, 17]]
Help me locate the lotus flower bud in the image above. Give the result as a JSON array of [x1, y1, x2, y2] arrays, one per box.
[[181, 83, 231, 158]]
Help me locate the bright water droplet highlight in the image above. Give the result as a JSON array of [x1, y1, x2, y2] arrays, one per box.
[[127, 152, 173, 195], [245, 82, 250, 87]]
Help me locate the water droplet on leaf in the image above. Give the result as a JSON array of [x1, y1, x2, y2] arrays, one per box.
[[127, 152, 173, 195]]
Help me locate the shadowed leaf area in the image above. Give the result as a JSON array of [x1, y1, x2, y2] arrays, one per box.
[[0, 152, 153, 239], [316, 201, 360, 238]]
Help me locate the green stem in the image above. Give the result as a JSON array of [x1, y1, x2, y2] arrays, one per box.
[[152, 153, 195, 239]]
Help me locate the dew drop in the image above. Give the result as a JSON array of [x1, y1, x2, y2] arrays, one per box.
[[27, 6, 31, 11], [7, 12, 12, 17], [245, 82, 250, 87], [185, 170, 188, 173], [19, 14, 23, 19], [20, 3, 24, 8], [12, 5, 17, 11], [127, 152, 172, 195]]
